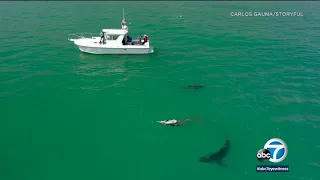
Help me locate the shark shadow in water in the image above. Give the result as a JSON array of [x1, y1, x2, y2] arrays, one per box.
[[183, 85, 205, 91], [199, 133, 230, 167]]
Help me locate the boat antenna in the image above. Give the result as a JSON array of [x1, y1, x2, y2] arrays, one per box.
[[123, 8, 125, 20]]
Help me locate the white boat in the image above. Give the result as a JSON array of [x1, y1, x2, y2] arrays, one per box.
[[157, 120, 179, 125], [68, 9, 154, 55]]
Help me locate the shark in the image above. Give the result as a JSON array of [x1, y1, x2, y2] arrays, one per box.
[[199, 133, 230, 167]]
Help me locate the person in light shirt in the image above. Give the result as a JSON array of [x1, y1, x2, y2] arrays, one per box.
[[121, 19, 126, 29]]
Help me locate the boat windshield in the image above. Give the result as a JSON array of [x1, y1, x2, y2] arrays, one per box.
[[106, 35, 120, 40]]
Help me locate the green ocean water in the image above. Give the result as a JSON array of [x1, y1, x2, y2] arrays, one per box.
[[1, 1, 320, 180]]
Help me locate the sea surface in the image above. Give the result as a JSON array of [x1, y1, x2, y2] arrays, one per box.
[[1, 1, 320, 180]]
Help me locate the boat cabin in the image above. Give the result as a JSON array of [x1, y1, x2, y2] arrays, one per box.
[[101, 28, 146, 46]]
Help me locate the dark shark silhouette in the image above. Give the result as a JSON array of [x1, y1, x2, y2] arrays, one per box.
[[183, 85, 205, 91], [199, 133, 230, 167]]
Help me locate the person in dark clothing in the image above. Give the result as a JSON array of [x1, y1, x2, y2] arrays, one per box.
[[127, 36, 132, 42], [142, 34, 148, 45], [99, 30, 105, 44]]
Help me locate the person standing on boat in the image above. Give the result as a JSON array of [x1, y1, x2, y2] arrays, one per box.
[[137, 35, 142, 45], [121, 19, 127, 29], [99, 30, 105, 44], [142, 34, 148, 45]]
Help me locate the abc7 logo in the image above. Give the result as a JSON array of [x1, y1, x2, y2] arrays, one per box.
[[257, 138, 288, 163], [257, 149, 271, 162]]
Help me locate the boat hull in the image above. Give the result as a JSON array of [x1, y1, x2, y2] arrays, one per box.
[[76, 45, 154, 55]]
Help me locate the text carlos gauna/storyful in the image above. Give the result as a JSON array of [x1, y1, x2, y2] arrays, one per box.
[[230, 12, 304, 17]]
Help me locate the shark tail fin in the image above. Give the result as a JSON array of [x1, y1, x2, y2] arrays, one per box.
[[218, 160, 227, 168]]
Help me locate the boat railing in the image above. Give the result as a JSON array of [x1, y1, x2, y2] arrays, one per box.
[[68, 32, 100, 41]]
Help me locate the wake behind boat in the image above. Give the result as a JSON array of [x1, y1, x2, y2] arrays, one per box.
[[68, 8, 154, 55]]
